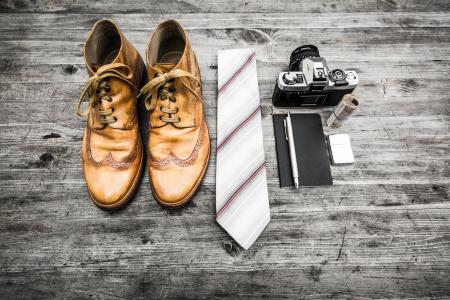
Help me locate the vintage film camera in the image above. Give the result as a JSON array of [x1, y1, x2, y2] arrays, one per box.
[[272, 45, 358, 107]]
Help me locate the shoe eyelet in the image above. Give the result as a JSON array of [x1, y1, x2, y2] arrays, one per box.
[[169, 86, 176, 92], [113, 117, 117, 122], [104, 85, 111, 92]]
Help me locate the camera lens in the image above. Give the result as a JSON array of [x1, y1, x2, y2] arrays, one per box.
[[289, 45, 320, 71]]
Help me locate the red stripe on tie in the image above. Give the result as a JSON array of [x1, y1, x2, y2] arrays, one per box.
[[217, 106, 261, 152], [218, 52, 256, 95], [216, 162, 266, 219]]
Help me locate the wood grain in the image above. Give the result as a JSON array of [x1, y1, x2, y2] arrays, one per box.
[[1, 0, 450, 13], [0, 2, 449, 299]]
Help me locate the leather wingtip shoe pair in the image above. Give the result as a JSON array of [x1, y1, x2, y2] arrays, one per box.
[[77, 19, 210, 209]]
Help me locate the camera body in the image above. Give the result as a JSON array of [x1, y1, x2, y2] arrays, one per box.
[[272, 45, 359, 107]]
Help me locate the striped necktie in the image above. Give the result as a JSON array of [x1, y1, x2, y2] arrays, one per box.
[[216, 48, 270, 250]]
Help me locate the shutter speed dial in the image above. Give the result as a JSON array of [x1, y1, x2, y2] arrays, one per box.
[[283, 72, 297, 85], [282, 72, 303, 85], [329, 69, 346, 81]]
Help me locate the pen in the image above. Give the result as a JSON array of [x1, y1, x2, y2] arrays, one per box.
[[284, 111, 299, 189]]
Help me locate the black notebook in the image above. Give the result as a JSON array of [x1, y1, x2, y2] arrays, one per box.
[[273, 113, 333, 187]]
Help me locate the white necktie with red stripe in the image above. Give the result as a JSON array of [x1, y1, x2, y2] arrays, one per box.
[[216, 48, 270, 250]]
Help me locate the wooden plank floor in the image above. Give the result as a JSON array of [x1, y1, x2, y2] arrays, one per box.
[[1, 1, 449, 299]]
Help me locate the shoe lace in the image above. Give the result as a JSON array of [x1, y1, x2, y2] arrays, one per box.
[[138, 69, 200, 124], [76, 63, 135, 124]]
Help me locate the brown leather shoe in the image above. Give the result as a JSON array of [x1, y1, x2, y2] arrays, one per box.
[[77, 20, 145, 209], [139, 20, 210, 208]]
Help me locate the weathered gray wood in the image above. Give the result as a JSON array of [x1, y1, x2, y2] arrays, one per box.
[[1, 0, 450, 13], [0, 3, 449, 299]]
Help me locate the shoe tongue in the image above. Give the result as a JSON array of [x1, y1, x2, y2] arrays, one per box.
[[91, 64, 102, 72], [90, 49, 123, 73], [154, 63, 177, 73]]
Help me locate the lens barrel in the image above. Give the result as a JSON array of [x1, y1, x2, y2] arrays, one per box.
[[288, 45, 320, 71]]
